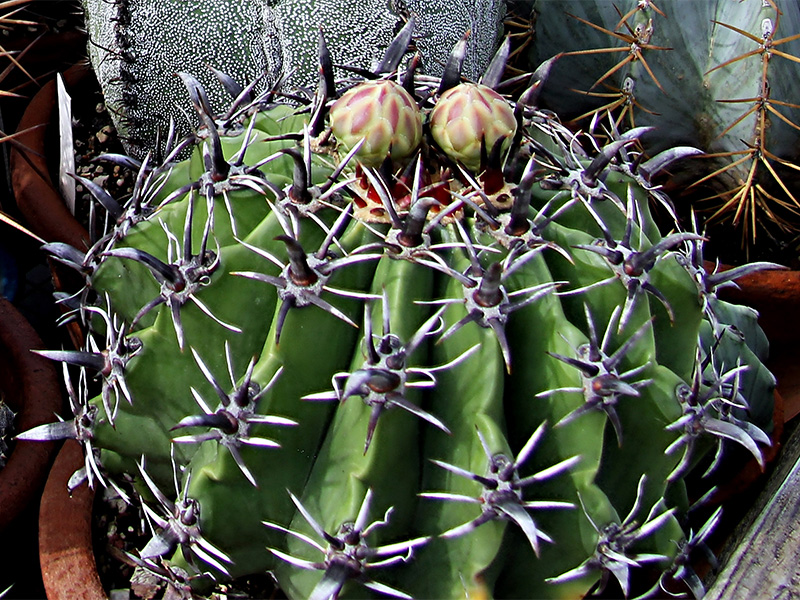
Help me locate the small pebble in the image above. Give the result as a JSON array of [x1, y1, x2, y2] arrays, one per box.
[[96, 126, 114, 144]]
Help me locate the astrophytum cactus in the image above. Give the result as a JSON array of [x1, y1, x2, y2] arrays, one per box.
[[21, 21, 783, 600]]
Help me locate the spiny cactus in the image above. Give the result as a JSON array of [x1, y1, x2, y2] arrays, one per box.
[[513, 0, 800, 252], [22, 24, 784, 600]]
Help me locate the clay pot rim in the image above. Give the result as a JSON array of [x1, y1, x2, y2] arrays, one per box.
[[0, 295, 61, 533], [39, 440, 104, 600]]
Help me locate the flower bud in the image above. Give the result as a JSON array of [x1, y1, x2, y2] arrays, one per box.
[[330, 80, 422, 167], [430, 83, 517, 171]]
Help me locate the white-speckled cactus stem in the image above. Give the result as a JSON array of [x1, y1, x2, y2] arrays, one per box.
[[81, 0, 506, 158], [82, 0, 270, 157]]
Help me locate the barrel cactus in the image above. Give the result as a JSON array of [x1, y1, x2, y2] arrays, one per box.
[[21, 18, 783, 600], [512, 0, 800, 252]]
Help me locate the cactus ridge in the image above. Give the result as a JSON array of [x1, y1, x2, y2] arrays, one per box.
[[546, 475, 676, 598], [23, 24, 782, 599]]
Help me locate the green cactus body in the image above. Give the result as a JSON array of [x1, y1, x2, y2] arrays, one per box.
[[403, 245, 510, 599], [275, 256, 436, 598], [175, 214, 380, 575], [26, 24, 783, 599]]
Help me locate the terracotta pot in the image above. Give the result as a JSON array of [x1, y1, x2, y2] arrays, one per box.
[[714, 265, 800, 423], [716, 267, 800, 345], [39, 440, 105, 600], [11, 63, 109, 599], [10, 62, 92, 251], [8, 61, 119, 599], [702, 271, 800, 599], [0, 295, 61, 532]]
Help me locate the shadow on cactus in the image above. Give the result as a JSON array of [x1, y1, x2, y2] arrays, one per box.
[[18, 16, 784, 600], [513, 0, 800, 257]]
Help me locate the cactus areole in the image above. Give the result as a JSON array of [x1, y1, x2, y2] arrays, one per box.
[[22, 10, 784, 600]]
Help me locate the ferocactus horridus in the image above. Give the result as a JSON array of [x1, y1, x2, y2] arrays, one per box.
[[23, 13, 785, 600]]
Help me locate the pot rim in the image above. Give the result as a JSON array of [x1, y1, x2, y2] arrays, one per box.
[[39, 440, 104, 600]]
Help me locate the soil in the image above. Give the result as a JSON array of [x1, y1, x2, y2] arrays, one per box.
[[69, 77, 136, 238]]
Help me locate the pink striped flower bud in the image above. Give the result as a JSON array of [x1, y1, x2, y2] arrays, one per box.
[[330, 80, 422, 167], [430, 83, 517, 172]]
